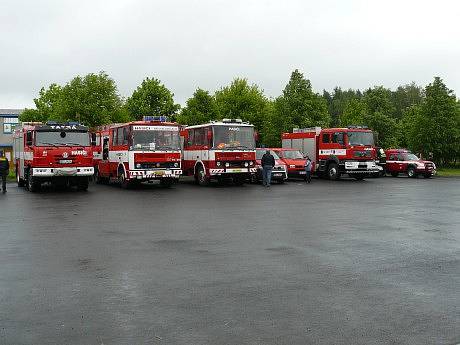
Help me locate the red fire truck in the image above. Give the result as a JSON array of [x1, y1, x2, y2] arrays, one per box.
[[13, 122, 94, 191], [181, 119, 257, 185], [92, 116, 182, 188], [282, 126, 379, 180]]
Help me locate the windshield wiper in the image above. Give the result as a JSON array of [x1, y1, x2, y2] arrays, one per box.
[[40, 142, 59, 147], [156, 146, 177, 150], [63, 142, 85, 147]]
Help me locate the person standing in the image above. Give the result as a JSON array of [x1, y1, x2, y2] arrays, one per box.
[[304, 156, 312, 184], [261, 149, 275, 187], [0, 150, 9, 193]]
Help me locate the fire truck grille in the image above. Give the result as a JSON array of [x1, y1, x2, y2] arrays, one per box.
[[425, 163, 434, 170], [137, 162, 179, 169], [54, 155, 76, 163], [225, 161, 247, 168]]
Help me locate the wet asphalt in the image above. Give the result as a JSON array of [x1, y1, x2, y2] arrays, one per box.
[[0, 176, 459, 345]]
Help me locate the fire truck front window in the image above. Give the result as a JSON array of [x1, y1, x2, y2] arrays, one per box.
[[282, 150, 304, 159], [132, 129, 180, 151], [347, 131, 374, 146], [35, 131, 90, 146], [213, 126, 255, 150]]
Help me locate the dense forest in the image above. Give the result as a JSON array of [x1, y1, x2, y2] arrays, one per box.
[[20, 70, 460, 165]]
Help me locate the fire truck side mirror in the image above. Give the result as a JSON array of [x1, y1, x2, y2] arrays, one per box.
[[207, 130, 213, 142], [26, 132, 33, 146], [91, 133, 97, 146], [254, 131, 260, 142]]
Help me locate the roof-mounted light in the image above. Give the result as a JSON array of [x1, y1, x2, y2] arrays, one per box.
[[143, 116, 169, 122], [222, 118, 243, 123]]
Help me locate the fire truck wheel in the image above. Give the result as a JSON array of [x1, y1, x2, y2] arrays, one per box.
[[16, 167, 24, 187], [118, 170, 130, 189], [327, 162, 340, 180], [407, 166, 417, 178], [77, 178, 89, 191], [95, 169, 107, 184], [196, 165, 210, 186], [27, 175, 41, 192]]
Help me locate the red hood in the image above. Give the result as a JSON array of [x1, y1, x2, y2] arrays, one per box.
[[215, 151, 255, 161], [256, 158, 284, 166], [280, 158, 305, 166], [134, 152, 181, 162]]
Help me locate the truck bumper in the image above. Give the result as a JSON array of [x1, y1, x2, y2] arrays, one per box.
[[129, 169, 182, 179], [32, 167, 94, 177], [210, 168, 257, 175]]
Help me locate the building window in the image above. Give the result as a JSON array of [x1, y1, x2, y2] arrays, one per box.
[[3, 123, 13, 134], [3, 117, 19, 124]]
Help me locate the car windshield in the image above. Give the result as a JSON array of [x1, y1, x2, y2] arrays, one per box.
[[256, 150, 280, 160], [347, 131, 374, 146], [35, 131, 90, 146], [132, 126, 180, 151], [213, 125, 255, 149], [282, 150, 304, 159], [404, 153, 419, 161]]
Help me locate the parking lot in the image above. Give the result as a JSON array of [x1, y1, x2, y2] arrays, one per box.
[[0, 177, 459, 345]]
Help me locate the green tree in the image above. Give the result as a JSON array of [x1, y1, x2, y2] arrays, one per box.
[[407, 77, 460, 165], [340, 99, 366, 127], [19, 84, 63, 122], [176, 88, 216, 125], [324, 87, 362, 126], [392, 83, 424, 119], [126, 77, 180, 120], [214, 78, 270, 134], [58, 72, 126, 127], [363, 86, 395, 117], [274, 69, 330, 134]]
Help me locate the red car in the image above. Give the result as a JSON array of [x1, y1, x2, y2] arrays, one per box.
[[272, 148, 309, 179], [385, 149, 436, 178], [253, 149, 287, 183]]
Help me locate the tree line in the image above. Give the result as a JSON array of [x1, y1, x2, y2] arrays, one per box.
[[20, 70, 460, 165]]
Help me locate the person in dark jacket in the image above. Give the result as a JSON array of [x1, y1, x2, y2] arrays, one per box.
[[261, 150, 275, 187], [304, 156, 312, 183], [0, 150, 9, 193]]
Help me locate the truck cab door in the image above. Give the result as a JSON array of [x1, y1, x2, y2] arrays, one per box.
[[398, 154, 406, 172]]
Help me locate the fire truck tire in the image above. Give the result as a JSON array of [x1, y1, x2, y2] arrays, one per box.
[[196, 165, 210, 186], [77, 177, 89, 191], [16, 167, 24, 187], [27, 175, 41, 192], [95, 169, 108, 184], [407, 166, 417, 178], [391, 172, 399, 177], [327, 162, 340, 180]]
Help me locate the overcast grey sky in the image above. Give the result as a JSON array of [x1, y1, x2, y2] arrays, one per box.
[[1, 0, 459, 108]]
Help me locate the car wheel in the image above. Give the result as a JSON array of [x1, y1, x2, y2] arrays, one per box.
[[407, 166, 417, 178]]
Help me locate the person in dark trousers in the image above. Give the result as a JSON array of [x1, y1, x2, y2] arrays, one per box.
[[261, 149, 275, 187], [304, 156, 312, 183], [0, 150, 9, 193]]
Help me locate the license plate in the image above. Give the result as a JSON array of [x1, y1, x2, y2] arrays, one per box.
[[273, 173, 283, 177], [299, 171, 306, 174], [59, 160, 72, 164], [155, 171, 165, 176], [232, 169, 242, 172]]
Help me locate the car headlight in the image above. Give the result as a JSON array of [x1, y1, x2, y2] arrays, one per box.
[[217, 161, 221, 167], [136, 163, 141, 169], [225, 162, 230, 167], [244, 162, 249, 167], [416, 162, 425, 168]]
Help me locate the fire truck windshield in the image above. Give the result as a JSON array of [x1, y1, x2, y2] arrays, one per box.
[[213, 126, 255, 150], [35, 131, 90, 146], [282, 150, 304, 159], [132, 129, 180, 151], [347, 131, 374, 146]]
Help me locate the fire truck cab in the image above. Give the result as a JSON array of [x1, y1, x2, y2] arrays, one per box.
[[93, 116, 182, 188], [181, 119, 257, 185], [282, 126, 379, 180], [13, 122, 94, 191]]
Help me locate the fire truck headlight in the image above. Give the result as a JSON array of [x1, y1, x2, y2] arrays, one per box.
[[156, 163, 160, 168], [216, 161, 221, 167], [249, 161, 254, 166], [244, 162, 249, 167], [225, 162, 230, 168], [136, 163, 141, 169], [174, 162, 179, 168]]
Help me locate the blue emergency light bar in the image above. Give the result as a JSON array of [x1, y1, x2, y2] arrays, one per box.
[[143, 116, 169, 122]]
